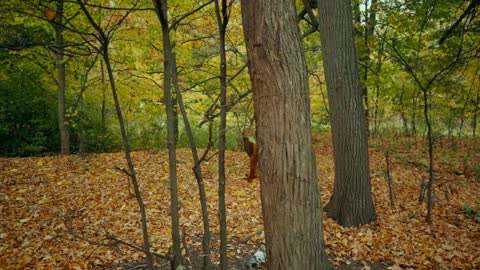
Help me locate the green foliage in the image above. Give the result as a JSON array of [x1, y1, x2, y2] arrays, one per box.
[[70, 104, 123, 153], [1, 0, 479, 157], [0, 21, 54, 50], [0, 57, 59, 156]]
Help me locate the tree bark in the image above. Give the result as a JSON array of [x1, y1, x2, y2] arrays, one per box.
[[55, 0, 70, 154], [100, 60, 107, 147], [214, 0, 229, 269], [152, 0, 182, 268], [422, 86, 434, 224], [241, 1, 331, 269], [473, 86, 479, 151], [317, 0, 376, 227], [399, 85, 410, 136]]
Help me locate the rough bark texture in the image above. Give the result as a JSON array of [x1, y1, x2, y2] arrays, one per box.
[[55, 0, 70, 154], [241, 1, 330, 269], [317, 0, 376, 227]]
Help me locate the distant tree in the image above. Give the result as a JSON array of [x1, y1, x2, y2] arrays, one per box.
[[383, 0, 479, 223], [242, 0, 331, 269], [317, 0, 376, 227], [53, 0, 70, 154]]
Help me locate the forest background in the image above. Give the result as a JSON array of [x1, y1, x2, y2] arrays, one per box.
[[0, 0, 479, 269], [0, 0, 479, 156]]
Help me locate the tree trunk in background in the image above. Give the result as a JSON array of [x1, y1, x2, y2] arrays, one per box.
[[317, 0, 376, 227], [459, 66, 479, 138], [473, 86, 479, 151], [241, 1, 331, 269], [353, 0, 361, 35], [55, 0, 70, 154], [359, 0, 378, 136], [172, 97, 179, 144], [411, 93, 418, 135], [399, 85, 410, 136], [152, 0, 183, 268], [101, 61, 107, 149]]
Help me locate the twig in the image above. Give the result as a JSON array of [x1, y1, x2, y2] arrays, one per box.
[[64, 212, 169, 262], [385, 151, 395, 209]]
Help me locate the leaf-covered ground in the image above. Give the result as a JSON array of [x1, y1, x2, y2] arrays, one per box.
[[0, 137, 479, 269]]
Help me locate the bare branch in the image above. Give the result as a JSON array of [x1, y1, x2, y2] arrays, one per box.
[[438, 0, 480, 45], [170, 0, 214, 31]]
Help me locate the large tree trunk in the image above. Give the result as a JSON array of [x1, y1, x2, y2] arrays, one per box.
[[55, 0, 70, 154], [317, 0, 376, 227], [241, 1, 331, 269]]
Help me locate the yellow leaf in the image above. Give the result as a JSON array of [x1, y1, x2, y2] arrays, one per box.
[[233, 190, 246, 197], [19, 217, 31, 223], [36, 161, 43, 167]]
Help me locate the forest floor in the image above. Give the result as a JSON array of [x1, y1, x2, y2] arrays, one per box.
[[0, 136, 479, 269]]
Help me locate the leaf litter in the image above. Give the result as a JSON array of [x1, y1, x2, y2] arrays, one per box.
[[0, 137, 478, 269]]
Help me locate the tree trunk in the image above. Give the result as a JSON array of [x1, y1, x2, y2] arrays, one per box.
[[411, 93, 418, 135], [459, 66, 479, 138], [214, 0, 229, 269], [372, 31, 383, 137], [103, 47, 154, 270], [100, 60, 107, 139], [241, 1, 331, 269], [474, 86, 479, 151], [55, 0, 70, 154], [360, 0, 378, 137], [172, 96, 179, 144], [422, 86, 434, 224], [317, 0, 376, 227], [399, 85, 410, 136], [171, 54, 211, 270], [152, 0, 182, 268]]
